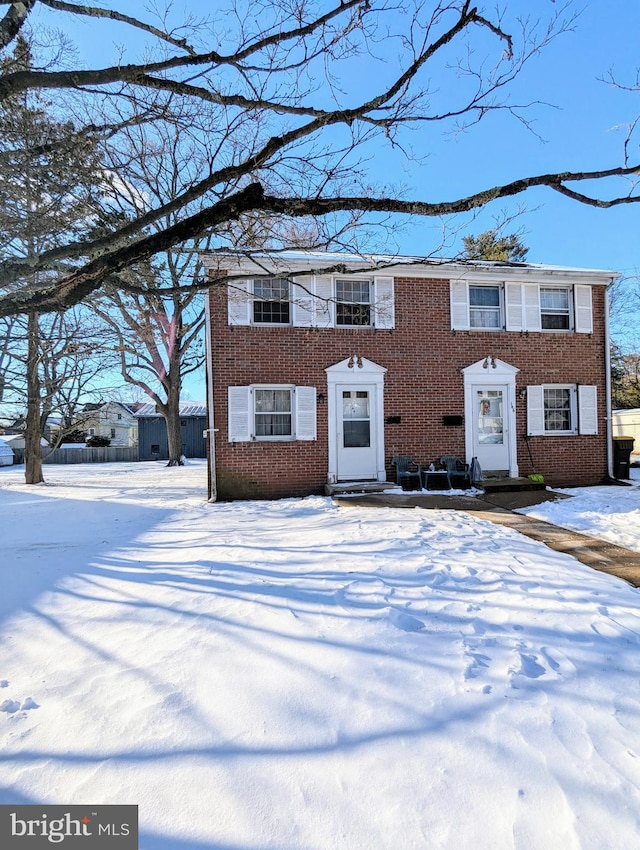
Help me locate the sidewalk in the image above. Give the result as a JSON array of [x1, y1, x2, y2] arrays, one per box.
[[333, 488, 640, 588]]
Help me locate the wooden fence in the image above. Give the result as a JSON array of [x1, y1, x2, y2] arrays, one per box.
[[40, 446, 139, 465]]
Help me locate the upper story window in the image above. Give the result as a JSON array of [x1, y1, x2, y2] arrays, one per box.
[[335, 279, 371, 326], [540, 287, 571, 330], [253, 278, 290, 324], [469, 285, 502, 329], [228, 275, 394, 329], [451, 281, 592, 334]]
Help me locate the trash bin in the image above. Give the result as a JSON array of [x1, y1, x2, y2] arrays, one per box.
[[613, 436, 635, 479]]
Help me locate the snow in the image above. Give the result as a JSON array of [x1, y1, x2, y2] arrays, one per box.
[[0, 460, 639, 849]]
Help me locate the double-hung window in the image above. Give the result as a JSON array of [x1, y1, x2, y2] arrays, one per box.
[[527, 384, 597, 436], [469, 285, 502, 329], [253, 278, 290, 324], [228, 385, 317, 442], [335, 278, 372, 326], [254, 388, 292, 437], [540, 287, 571, 330], [543, 386, 575, 433]]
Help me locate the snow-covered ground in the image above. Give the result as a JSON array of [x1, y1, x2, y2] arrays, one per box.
[[518, 466, 640, 554], [0, 460, 639, 849]]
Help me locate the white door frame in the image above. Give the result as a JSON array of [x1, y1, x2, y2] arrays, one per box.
[[462, 356, 520, 478], [325, 356, 387, 483]]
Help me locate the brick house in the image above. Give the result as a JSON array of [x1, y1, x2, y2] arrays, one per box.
[[202, 252, 618, 500]]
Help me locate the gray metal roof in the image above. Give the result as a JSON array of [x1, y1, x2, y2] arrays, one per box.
[[135, 402, 207, 418]]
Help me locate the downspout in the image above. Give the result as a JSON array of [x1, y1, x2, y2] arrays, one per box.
[[604, 280, 613, 480], [204, 290, 218, 502]]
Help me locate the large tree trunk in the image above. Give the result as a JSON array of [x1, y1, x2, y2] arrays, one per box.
[[165, 406, 184, 466], [164, 325, 184, 466], [24, 312, 44, 484]]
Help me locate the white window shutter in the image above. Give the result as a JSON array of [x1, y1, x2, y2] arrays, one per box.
[[291, 277, 314, 327], [574, 285, 593, 334], [450, 281, 469, 330], [505, 282, 524, 331], [227, 280, 251, 325], [295, 386, 317, 440], [228, 386, 251, 441], [314, 275, 333, 327], [578, 385, 598, 434], [373, 276, 395, 329], [523, 284, 541, 331], [527, 386, 545, 435]]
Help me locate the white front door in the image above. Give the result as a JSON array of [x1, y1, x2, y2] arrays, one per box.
[[462, 357, 519, 479], [472, 385, 511, 473], [336, 385, 378, 480]]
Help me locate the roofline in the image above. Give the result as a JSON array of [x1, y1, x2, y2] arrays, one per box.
[[200, 250, 620, 286]]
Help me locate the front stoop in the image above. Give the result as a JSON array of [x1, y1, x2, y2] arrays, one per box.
[[479, 476, 546, 494], [324, 481, 397, 496]]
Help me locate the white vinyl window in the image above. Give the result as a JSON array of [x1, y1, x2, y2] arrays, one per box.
[[469, 285, 502, 329], [254, 388, 292, 437], [543, 386, 575, 432], [228, 385, 317, 442], [252, 278, 291, 324], [527, 384, 597, 436], [452, 281, 592, 334], [540, 287, 572, 330], [335, 278, 372, 326], [228, 276, 394, 329]]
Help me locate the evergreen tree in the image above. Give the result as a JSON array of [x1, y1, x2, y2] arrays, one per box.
[[462, 229, 529, 263]]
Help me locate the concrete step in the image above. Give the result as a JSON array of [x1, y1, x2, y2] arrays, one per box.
[[324, 481, 397, 496], [480, 476, 546, 493]]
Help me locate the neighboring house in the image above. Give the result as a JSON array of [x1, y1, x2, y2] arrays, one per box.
[[201, 251, 618, 500], [135, 402, 207, 461], [0, 438, 14, 466], [80, 402, 139, 447], [612, 409, 640, 452]]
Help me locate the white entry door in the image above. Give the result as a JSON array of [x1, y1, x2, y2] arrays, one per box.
[[472, 385, 511, 473], [336, 385, 378, 480]]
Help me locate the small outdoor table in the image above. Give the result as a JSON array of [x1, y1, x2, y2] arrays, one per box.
[[423, 470, 450, 490]]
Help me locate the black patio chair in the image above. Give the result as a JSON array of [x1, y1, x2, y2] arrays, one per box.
[[439, 455, 472, 489]]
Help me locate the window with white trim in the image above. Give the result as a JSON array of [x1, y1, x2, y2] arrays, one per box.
[[335, 278, 371, 326], [543, 386, 575, 432], [228, 385, 317, 442], [253, 278, 290, 324], [527, 384, 597, 436], [469, 285, 502, 329], [540, 287, 572, 330], [452, 281, 593, 334], [254, 388, 292, 437], [228, 275, 394, 329]]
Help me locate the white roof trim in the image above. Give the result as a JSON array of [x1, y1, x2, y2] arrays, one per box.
[[202, 250, 619, 286]]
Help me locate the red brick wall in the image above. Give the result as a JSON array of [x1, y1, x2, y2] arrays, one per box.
[[209, 277, 609, 499]]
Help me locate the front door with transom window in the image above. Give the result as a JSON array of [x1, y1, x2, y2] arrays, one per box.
[[325, 356, 387, 484]]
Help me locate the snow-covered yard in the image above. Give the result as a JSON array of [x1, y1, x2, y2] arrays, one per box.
[[0, 460, 639, 849]]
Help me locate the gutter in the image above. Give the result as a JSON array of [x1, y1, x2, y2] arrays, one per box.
[[604, 281, 614, 479], [204, 292, 218, 502]]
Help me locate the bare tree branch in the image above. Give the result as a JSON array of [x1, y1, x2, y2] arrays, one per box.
[[0, 1, 36, 51]]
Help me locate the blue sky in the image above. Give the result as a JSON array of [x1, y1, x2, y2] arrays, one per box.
[[35, 0, 639, 275], [29, 0, 640, 399]]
